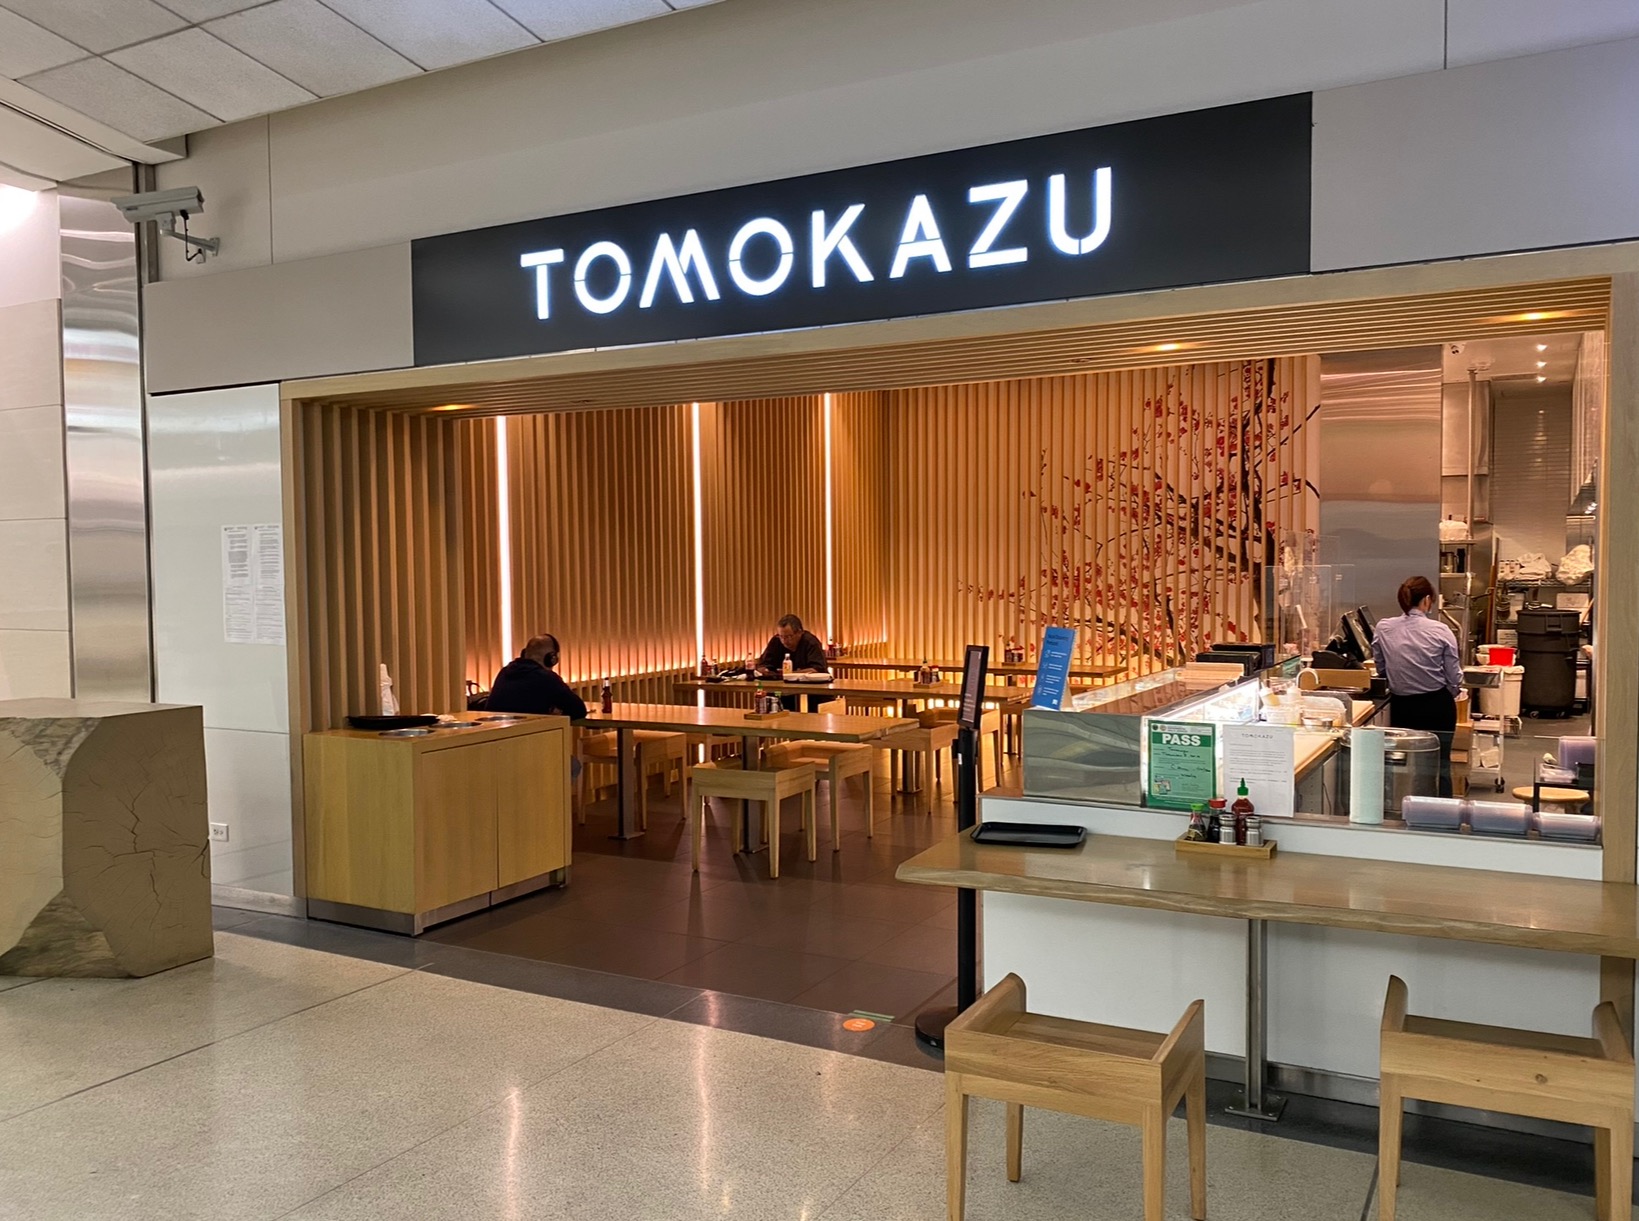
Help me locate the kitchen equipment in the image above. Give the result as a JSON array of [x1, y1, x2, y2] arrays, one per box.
[[1534, 811, 1601, 842], [1518, 608, 1580, 715], [1335, 727, 1440, 820], [1467, 799, 1530, 837], [1401, 795, 1464, 831], [347, 713, 438, 731]]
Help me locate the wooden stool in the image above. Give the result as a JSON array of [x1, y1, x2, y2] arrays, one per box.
[[1378, 975, 1633, 1221], [688, 761, 817, 878], [766, 740, 875, 842], [923, 706, 1006, 786], [1512, 785, 1592, 814], [880, 721, 958, 812], [946, 973, 1206, 1221], [581, 730, 687, 829]]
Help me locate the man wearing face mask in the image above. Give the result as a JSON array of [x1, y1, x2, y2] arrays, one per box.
[[486, 633, 588, 719]]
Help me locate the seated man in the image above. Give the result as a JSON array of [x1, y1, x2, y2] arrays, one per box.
[[754, 614, 829, 710], [486, 633, 588, 719]]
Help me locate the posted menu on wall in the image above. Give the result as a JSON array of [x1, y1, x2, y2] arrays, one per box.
[[1147, 720, 1217, 811], [222, 524, 284, 646]]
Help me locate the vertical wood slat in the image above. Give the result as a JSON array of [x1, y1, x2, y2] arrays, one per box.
[[504, 405, 695, 702], [877, 360, 1318, 672], [293, 401, 473, 730]]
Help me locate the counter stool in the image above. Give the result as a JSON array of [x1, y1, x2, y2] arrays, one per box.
[[945, 973, 1206, 1221], [765, 740, 876, 842], [688, 761, 817, 878], [880, 720, 959, 813], [1378, 975, 1633, 1221]]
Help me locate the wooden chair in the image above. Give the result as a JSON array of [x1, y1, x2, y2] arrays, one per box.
[[688, 761, 817, 878], [1378, 975, 1633, 1221], [922, 706, 1006, 786], [880, 720, 959, 813], [765, 740, 876, 842], [945, 973, 1206, 1221], [579, 730, 687, 828]]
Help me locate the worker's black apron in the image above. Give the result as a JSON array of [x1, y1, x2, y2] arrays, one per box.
[[1388, 689, 1457, 799]]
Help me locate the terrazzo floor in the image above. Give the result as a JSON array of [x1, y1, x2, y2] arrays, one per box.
[[2, 926, 1631, 1220]]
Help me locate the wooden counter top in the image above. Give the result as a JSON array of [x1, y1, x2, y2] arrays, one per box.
[[306, 713, 567, 751], [896, 831, 1639, 958]]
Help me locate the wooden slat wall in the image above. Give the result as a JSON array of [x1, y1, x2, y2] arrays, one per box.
[[830, 391, 891, 654], [504, 406, 695, 703], [697, 396, 827, 663], [289, 401, 471, 731], [882, 359, 1318, 672], [459, 418, 504, 691]]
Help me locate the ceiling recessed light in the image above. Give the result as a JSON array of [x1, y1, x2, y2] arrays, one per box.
[[1154, 341, 1187, 353], [1536, 375, 1547, 383], [1536, 361, 1547, 368], [1536, 344, 1548, 352]]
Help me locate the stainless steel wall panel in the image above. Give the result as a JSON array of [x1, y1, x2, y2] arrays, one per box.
[[1317, 348, 1442, 623], [60, 192, 152, 700]]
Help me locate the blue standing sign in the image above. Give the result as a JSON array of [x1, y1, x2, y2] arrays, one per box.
[[1030, 627, 1078, 710]]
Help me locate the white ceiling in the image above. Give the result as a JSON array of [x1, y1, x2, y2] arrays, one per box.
[[0, 0, 721, 187], [1443, 332, 1584, 390]]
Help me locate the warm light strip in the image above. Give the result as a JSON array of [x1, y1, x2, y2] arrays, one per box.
[[823, 392, 835, 643], [495, 415, 513, 657], [690, 403, 706, 707]]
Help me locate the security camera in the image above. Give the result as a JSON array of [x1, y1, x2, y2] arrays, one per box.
[[110, 186, 218, 261], [112, 186, 204, 223]]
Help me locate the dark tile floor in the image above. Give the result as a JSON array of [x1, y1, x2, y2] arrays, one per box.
[[423, 753, 974, 1026]]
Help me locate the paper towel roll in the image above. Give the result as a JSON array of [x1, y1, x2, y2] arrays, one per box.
[[1349, 727, 1386, 824]]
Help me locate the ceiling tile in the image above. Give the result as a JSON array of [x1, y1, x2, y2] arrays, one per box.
[[489, 0, 668, 42], [0, 8, 84, 78], [109, 28, 315, 123], [317, 0, 538, 70], [0, 0, 186, 55], [154, 0, 268, 19], [208, 0, 419, 97], [21, 56, 217, 143]]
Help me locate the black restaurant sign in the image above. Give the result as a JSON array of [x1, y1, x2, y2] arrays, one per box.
[[410, 94, 1312, 366]]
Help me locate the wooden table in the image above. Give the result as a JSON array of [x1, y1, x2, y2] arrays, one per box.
[[576, 703, 915, 839], [897, 830, 1639, 1118], [829, 656, 1126, 681], [676, 676, 1030, 707]]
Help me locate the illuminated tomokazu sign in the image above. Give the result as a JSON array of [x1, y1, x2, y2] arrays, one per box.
[[410, 94, 1311, 366]]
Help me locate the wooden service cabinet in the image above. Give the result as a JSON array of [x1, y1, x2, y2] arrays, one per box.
[[303, 716, 571, 933]]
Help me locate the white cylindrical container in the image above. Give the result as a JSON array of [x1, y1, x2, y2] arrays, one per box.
[[1349, 727, 1386, 824]]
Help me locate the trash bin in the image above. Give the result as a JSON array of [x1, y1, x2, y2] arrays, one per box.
[[1518, 609, 1579, 715], [1479, 666, 1523, 719]]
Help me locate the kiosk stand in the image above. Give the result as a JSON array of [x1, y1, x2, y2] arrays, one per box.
[[914, 644, 987, 1050]]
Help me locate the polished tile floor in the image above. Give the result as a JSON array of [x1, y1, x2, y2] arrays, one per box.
[[426, 752, 970, 1026], [2, 928, 1630, 1220]]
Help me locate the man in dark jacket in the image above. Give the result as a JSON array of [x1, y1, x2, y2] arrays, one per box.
[[487, 634, 588, 718], [754, 614, 829, 711]]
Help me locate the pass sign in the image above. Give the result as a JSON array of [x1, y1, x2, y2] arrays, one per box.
[[1147, 720, 1217, 811], [411, 95, 1311, 365]]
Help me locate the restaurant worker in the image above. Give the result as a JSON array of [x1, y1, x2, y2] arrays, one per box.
[[487, 633, 588, 719], [1371, 576, 1462, 798]]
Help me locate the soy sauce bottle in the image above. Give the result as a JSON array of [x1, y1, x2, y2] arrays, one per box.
[[599, 677, 613, 714], [1206, 798, 1227, 845]]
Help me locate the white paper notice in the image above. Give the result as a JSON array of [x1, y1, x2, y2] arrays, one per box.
[[222, 524, 285, 645], [1222, 724, 1297, 818]]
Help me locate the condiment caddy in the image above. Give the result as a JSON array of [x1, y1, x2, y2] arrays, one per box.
[[1174, 780, 1278, 859]]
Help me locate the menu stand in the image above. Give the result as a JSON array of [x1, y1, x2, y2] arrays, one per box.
[[914, 645, 987, 1050]]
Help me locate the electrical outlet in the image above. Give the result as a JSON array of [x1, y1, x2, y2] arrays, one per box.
[[209, 822, 229, 843]]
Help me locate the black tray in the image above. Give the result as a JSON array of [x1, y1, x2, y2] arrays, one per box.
[[972, 821, 1087, 848], [347, 714, 439, 731]]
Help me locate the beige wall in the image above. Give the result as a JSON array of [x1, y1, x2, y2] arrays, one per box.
[[0, 189, 70, 699]]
